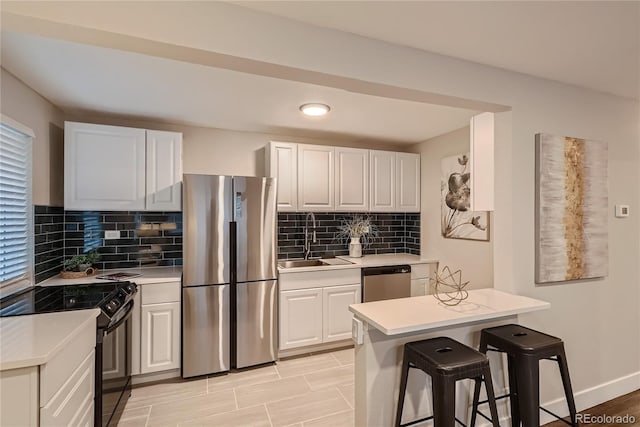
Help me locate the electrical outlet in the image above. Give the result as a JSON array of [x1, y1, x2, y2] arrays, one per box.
[[104, 230, 121, 240], [352, 318, 364, 345]]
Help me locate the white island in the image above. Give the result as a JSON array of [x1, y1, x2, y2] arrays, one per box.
[[349, 288, 550, 426]]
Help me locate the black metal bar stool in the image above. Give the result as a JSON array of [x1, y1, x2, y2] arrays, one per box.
[[470, 324, 578, 427], [396, 336, 500, 427]]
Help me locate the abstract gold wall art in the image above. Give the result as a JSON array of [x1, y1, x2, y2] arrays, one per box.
[[535, 133, 608, 283]]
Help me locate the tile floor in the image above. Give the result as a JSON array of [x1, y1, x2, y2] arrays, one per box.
[[118, 347, 355, 427]]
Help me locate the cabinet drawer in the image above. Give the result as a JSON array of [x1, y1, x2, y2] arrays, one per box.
[[41, 351, 94, 426], [142, 281, 181, 304], [410, 263, 433, 280], [279, 268, 360, 291], [40, 316, 96, 405]]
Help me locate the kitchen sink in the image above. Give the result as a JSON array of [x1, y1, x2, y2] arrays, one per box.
[[278, 259, 326, 268], [278, 258, 354, 268]]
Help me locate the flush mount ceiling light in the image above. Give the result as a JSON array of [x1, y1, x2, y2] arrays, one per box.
[[300, 103, 330, 117]]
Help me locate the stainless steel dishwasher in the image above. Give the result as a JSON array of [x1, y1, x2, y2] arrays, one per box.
[[362, 265, 411, 302]]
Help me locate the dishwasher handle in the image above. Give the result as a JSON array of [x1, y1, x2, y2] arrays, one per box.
[[362, 265, 411, 276]]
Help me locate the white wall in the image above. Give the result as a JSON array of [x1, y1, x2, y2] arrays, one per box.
[[4, 3, 639, 412], [415, 126, 493, 290], [1, 68, 64, 206]]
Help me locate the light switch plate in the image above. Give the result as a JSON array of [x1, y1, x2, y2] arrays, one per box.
[[615, 205, 630, 218], [104, 230, 121, 240]]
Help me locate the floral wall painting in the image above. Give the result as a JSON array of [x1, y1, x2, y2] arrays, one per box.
[[535, 133, 608, 284], [441, 153, 489, 241]]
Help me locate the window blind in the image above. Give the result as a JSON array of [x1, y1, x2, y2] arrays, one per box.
[[0, 120, 33, 293]]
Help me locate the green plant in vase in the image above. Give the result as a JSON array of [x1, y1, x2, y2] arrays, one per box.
[[63, 250, 101, 272]]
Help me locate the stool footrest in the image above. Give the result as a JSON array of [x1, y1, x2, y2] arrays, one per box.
[[540, 406, 574, 426], [399, 415, 468, 427], [399, 415, 433, 427], [476, 393, 511, 404]]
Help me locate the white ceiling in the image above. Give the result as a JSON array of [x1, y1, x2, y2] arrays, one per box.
[[3, 1, 636, 146], [235, 1, 640, 100], [0, 31, 479, 144]]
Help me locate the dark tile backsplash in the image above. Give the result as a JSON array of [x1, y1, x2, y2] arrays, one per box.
[[34, 205, 65, 283], [64, 211, 182, 271], [34, 206, 418, 282], [277, 212, 420, 260]]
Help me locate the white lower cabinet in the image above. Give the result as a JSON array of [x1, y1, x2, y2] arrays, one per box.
[[279, 288, 324, 350], [132, 281, 182, 379], [40, 351, 95, 426], [323, 284, 361, 342], [141, 302, 181, 373], [279, 269, 361, 352], [0, 315, 96, 427], [0, 366, 38, 427]]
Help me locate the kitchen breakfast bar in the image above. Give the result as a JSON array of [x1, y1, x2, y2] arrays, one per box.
[[349, 289, 550, 426]]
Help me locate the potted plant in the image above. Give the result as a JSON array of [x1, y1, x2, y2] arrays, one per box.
[[335, 215, 379, 258], [63, 250, 101, 272]]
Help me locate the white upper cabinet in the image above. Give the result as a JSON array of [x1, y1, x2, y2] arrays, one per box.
[[65, 122, 182, 211], [470, 112, 495, 211], [369, 150, 396, 212], [146, 130, 182, 211], [396, 152, 421, 212], [298, 144, 334, 211], [266, 141, 298, 211], [335, 147, 369, 211], [265, 142, 420, 212], [65, 122, 146, 210]]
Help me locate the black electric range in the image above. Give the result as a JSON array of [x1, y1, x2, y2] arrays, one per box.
[[0, 282, 136, 325], [0, 282, 138, 427]]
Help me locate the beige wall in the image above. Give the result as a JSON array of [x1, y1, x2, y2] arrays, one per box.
[[415, 126, 493, 289], [1, 68, 64, 206], [64, 113, 412, 178]]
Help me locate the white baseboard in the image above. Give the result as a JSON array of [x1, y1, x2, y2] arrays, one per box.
[[131, 368, 180, 385], [475, 371, 640, 427], [539, 371, 640, 425]]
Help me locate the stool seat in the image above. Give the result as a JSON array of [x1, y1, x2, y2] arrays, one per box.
[[406, 337, 488, 377], [481, 324, 562, 354], [396, 337, 500, 427]]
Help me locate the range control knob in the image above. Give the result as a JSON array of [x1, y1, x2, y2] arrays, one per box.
[[105, 300, 120, 313]]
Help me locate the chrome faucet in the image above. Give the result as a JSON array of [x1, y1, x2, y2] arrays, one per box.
[[304, 212, 317, 260]]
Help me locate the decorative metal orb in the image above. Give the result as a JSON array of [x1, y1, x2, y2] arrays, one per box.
[[429, 265, 470, 306]]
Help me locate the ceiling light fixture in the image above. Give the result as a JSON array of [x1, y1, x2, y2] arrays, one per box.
[[300, 103, 330, 117]]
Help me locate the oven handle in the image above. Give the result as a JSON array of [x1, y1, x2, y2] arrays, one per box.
[[105, 300, 135, 335]]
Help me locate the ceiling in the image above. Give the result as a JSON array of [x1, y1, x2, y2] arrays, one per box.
[[2, 1, 636, 146], [0, 31, 479, 145], [235, 1, 640, 100]]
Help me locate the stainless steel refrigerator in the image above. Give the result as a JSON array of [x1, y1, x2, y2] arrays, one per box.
[[182, 174, 277, 378]]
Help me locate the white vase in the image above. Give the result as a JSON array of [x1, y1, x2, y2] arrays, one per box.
[[349, 237, 362, 258]]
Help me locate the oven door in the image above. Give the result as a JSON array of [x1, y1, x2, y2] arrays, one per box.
[[98, 300, 133, 427]]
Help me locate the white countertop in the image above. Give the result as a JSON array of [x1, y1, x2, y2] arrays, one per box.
[[40, 266, 182, 286], [278, 253, 438, 274], [349, 288, 550, 335], [0, 309, 100, 371]]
